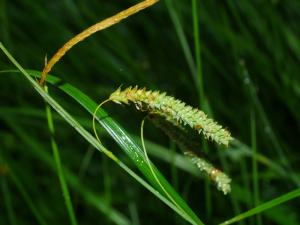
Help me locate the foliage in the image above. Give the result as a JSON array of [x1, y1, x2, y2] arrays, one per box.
[[0, 0, 300, 225]]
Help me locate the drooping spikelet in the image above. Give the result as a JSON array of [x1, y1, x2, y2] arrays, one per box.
[[149, 115, 231, 195], [109, 86, 233, 146], [149, 114, 202, 154], [184, 151, 231, 195]]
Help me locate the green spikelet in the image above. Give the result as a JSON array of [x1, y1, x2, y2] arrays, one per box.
[[184, 151, 231, 195], [109, 86, 233, 146], [149, 115, 231, 195], [149, 114, 202, 153]]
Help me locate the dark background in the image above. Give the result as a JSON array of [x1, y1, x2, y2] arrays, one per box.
[[0, 0, 300, 224]]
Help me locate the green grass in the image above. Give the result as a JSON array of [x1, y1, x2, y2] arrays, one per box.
[[44, 87, 78, 225], [0, 159, 48, 225], [0, 43, 203, 225], [219, 188, 300, 225], [1, 1, 300, 224]]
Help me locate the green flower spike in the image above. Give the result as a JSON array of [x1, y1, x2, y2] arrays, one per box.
[[109, 86, 233, 146]]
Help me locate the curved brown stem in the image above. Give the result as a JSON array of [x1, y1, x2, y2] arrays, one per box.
[[39, 0, 159, 86]]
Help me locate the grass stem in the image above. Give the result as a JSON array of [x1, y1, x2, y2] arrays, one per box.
[[9, 166, 47, 225], [251, 110, 262, 225], [219, 188, 300, 225], [1, 177, 17, 225], [45, 86, 78, 225]]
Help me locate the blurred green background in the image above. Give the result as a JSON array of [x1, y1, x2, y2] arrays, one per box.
[[0, 0, 300, 224]]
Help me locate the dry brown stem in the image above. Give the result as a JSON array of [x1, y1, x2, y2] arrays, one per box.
[[39, 0, 159, 85]]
